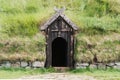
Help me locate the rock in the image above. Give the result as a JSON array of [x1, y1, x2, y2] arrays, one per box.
[[12, 62, 20, 68], [32, 61, 44, 68], [115, 62, 120, 66], [98, 63, 106, 69], [112, 62, 120, 69], [76, 63, 89, 69], [5, 61, 11, 68], [107, 63, 115, 66], [21, 61, 28, 67], [90, 64, 97, 69], [1, 61, 11, 68]]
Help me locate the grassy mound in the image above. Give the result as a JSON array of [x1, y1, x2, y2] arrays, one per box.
[[0, 0, 120, 63]]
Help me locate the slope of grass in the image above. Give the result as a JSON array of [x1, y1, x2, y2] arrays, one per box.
[[0, 0, 120, 62]]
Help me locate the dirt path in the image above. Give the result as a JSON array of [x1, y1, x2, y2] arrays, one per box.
[[20, 73, 96, 80]]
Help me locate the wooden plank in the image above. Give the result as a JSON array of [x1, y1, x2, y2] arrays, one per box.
[[43, 12, 77, 68]]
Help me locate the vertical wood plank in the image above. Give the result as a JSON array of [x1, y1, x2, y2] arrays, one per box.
[[44, 16, 76, 68]]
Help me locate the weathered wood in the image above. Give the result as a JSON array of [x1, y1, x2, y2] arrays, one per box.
[[40, 9, 78, 68], [41, 12, 78, 31]]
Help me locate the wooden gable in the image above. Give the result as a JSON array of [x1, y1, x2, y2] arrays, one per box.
[[40, 10, 78, 31]]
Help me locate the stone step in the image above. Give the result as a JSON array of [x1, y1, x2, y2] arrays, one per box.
[[54, 67, 69, 72]]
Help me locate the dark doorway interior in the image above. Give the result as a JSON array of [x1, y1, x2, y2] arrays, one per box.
[[52, 37, 67, 67]]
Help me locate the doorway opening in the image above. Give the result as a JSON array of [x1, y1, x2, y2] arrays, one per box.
[[52, 37, 67, 67]]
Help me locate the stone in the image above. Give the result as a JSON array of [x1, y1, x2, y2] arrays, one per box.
[[21, 61, 28, 67], [1, 61, 11, 68], [5, 61, 11, 68], [98, 63, 106, 69], [76, 63, 88, 69], [12, 62, 20, 68], [115, 62, 120, 66], [90, 64, 97, 69], [107, 63, 115, 66], [32, 61, 44, 68]]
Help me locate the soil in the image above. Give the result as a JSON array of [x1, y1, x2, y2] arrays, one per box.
[[20, 73, 96, 80]]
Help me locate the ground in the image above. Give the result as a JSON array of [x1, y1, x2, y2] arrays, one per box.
[[0, 68, 120, 80], [19, 73, 96, 80]]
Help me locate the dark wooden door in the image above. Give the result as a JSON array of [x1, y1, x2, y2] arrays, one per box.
[[52, 37, 68, 67]]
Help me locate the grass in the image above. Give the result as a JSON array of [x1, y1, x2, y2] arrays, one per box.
[[0, 67, 120, 80], [70, 68, 120, 80], [0, 69, 27, 79], [0, 0, 120, 63], [0, 67, 56, 79], [0, 1, 120, 79]]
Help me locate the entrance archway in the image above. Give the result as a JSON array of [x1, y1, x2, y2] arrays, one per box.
[[52, 37, 67, 67]]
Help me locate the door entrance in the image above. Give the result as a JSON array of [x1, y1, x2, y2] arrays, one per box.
[[52, 37, 67, 67]]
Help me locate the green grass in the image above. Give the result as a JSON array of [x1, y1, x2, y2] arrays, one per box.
[[0, 0, 120, 63], [0, 69, 27, 79], [0, 67, 56, 79], [0, 68, 120, 80], [70, 68, 120, 80], [0, 1, 120, 79], [0, 0, 120, 37]]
